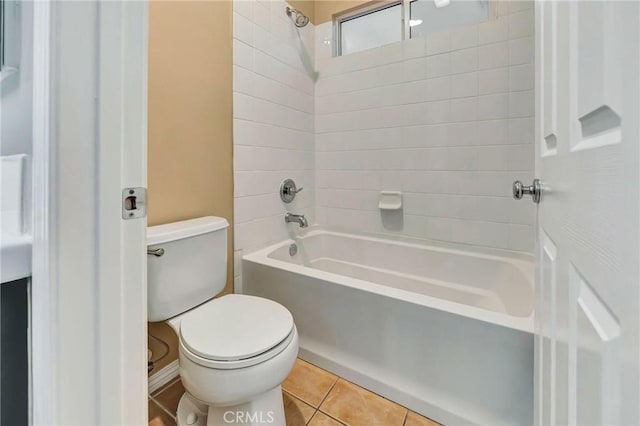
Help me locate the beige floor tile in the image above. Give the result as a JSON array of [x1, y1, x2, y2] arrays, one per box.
[[320, 379, 407, 426], [283, 391, 316, 426], [308, 411, 345, 426], [283, 359, 338, 407], [148, 399, 176, 426], [404, 411, 441, 426], [153, 379, 185, 416]]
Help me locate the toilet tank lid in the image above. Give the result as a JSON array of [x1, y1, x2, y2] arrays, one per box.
[[147, 216, 229, 246]]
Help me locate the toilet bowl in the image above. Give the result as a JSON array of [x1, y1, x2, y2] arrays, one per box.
[[147, 217, 299, 426]]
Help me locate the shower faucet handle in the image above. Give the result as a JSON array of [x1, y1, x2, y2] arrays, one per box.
[[280, 179, 303, 203]]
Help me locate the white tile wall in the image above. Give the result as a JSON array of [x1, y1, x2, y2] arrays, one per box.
[[313, 2, 535, 252], [232, 0, 316, 289], [233, 1, 536, 285]]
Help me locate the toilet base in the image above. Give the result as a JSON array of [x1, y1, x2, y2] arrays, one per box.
[[176, 386, 286, 426]]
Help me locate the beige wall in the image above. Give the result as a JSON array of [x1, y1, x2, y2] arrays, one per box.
[[147, 0, 233, 374], [289, 0, 316, 24], [314, 0, 372, 24]]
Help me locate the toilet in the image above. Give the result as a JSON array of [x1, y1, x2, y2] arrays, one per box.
[[147, 216, 299, 426]]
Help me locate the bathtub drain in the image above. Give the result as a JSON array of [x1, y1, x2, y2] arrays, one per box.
[[289, 243, 298, 256]]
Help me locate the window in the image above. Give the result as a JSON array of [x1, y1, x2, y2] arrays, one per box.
[[409, 0, 489, 39], [338, 2, 403, 57], [335, 0, 489, 57]]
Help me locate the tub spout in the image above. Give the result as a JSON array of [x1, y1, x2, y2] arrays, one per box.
[[285, 212, 309, 228]]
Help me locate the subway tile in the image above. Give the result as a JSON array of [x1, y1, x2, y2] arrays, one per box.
[[232, 14, 535, 256], [509, 63, 534, 92], [477, 93, 509, 120], [450, 97, 478, 122], [403, 124, 449, 148], [425, 76, 451, 102], [475, 120, 509, 145], [478, 67, 510, 95], [403, 57, 427, 82], [508, 224, 535, 252], [451, 72, 478, 98], [509, 90, 535, 118], [233, 0, 254, 22], [450, 220, 509, 249], [425, 217, 454, 242], [233, 11, 254, 45], [507, 144, 534, 171], [509, 0, 534, 13], [478, 17, 509, 45], [252, 0, 271, 32], [478, 41, 509, 70], [495, 0, 510, 17], [509, 9, 534, 39], [233, 65, 254, 95], [233, 39, 254, 70], [509, 36, 534, 65], [446, 122, 477, 147], [423, 100, 451, 125], [402, 80, 428, 104], [450, 24, 478, 50], [509, 117, 535, 143], [426, 31, 451, 56], [403, 36, 427, 60], [450, 47, 478, 74], [426, 53, 451, 78]]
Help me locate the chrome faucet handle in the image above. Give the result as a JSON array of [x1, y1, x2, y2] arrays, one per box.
[[280, 179, 303, 203]]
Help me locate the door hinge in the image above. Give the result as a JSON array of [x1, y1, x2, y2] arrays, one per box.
[[122, 187, 147, 219]]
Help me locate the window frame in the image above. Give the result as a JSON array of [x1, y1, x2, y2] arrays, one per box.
[[333, 0, 490, 57], [333, 0, 413, 57]]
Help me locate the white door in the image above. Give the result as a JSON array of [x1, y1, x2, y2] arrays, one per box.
[[31, 1, 149, 424], [534, 1, 639, 425]]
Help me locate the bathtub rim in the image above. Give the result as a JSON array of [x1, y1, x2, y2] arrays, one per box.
[[242, 229, 534, 334]]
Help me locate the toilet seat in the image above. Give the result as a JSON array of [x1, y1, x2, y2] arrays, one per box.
[[178, 294, 295, 370], [179, 326, 297, 370]]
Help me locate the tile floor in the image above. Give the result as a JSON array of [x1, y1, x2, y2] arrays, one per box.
[[148, 358, 441, 426]]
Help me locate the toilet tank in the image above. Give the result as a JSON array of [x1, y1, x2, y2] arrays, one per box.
[[147, 216, 229, 322]]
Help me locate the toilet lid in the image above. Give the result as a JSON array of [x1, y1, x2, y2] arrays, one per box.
[[179, 294, 294, 361]]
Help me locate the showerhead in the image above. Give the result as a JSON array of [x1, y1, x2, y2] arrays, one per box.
[[286, 6, 310, 28]]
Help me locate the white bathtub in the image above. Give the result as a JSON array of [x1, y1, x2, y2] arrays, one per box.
[[242, 229, 534, 425]]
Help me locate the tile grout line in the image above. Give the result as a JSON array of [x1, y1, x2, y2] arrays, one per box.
[[150, 376, 181, 399], [304, 408, 318, 426], [314, 378, 345, 424], [326, 375, 412, 425], [282, 388, 319, 411], [316, 377, 339, 410], [319, 411, 348, 426], [149, 378, 181, 421], [149, 396, 177, 421]]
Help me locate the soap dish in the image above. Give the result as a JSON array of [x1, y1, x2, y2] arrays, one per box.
[[378, 191, 402, 210]]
